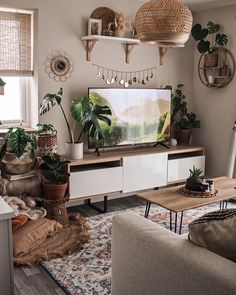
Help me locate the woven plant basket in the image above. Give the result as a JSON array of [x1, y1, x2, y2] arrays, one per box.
[[204, 53, 219, 68], [44, 196, 69, 225], [37, 131, 58, 157], [135, 0, 193, 45]]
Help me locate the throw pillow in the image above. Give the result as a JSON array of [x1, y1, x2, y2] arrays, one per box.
[[13, 217, 63, 257], [12, 215, 29, 231], [188, 208, 236, 262]]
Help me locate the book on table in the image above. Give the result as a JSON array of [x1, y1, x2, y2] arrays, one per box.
[[3, 170, 36, 180]]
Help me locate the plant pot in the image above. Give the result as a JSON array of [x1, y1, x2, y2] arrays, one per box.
[[42, 182, 68, 200], [2, 151, 32, 174], [37, 132, 58, 156], [0, 86, 4, 95], [204, 53, 218, 68], [65, 142, 83, 160], [174, 129, 192, 145]]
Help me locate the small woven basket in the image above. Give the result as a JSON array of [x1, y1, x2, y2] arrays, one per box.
[[135, 0, 193, 45], [37, 131, 58, 157]]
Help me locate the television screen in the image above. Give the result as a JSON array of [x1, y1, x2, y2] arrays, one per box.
[[88, 88, 171, 148]]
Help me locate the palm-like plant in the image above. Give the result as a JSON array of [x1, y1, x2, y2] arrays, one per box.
[[39, 88, 112, 144]]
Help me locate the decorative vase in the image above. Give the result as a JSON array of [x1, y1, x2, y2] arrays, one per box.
[[174, 129, 192, 145], [65, 142, 83, 160], [42, 182, 68, 200], [204, 53, 218, 68]]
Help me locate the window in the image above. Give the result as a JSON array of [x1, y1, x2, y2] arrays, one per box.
[[0, 8, 34, 126]]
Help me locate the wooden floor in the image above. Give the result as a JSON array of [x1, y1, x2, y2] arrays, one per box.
[[14, 195, 145, 295]]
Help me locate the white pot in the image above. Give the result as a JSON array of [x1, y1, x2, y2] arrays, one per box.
[[65, 142, 83, 160]]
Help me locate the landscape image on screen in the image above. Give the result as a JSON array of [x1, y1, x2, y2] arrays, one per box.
[[89, 88, 171, 148]]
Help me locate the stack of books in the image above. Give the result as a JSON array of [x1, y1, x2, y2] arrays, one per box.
[[2, 170, 36, 181]]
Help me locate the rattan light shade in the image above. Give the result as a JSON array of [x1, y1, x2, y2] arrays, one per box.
[[135, 0, 193, 46]]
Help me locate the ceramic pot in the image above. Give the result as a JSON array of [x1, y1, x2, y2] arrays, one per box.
[[174, 129, 192, 145], [43, 182, 68, 200], [65, 142, 83, 160]]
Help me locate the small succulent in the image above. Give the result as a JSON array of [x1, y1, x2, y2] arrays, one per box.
[[185, 166, 203, 191]]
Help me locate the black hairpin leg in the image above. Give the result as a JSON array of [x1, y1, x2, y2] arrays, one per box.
[[145, 201, 151, 218], [87, 195, 108, 213], [170, 211, 172, 231], [179, 211, 184, 235], [174, 212, 178, 233]]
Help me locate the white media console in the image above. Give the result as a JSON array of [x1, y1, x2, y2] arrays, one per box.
[[68, 146, 205, 205]]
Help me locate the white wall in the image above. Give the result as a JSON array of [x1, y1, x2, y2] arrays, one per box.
[[0, 0, 194, 153], [192, 5, 236, 177]]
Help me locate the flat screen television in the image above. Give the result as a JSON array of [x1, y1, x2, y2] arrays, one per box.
[[88, 88, 171, 148]]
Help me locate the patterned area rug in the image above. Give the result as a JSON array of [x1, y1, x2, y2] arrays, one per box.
[[41, 202, 235, 295]]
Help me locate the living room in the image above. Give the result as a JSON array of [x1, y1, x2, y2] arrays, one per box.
[[0, 0, 236, 294]]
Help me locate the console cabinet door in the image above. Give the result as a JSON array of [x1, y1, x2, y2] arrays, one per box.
[[123, 153, 167, 193], [167, 155, 205, 183]]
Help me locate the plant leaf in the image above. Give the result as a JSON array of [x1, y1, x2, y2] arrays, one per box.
[[191, 24, 208, 41], [197, 40, 210, 54], [215, 33, 228, 46]]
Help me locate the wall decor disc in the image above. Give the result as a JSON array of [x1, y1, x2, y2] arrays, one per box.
[[45, 50, 73, 82]]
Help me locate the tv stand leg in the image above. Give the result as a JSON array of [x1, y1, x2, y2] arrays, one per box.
[[153, 142, 170, 149], [95, 148, 100, 157], [87, 196, 108, 213]]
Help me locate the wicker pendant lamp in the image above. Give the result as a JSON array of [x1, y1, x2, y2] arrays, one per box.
[[135, 0, 193, 46]]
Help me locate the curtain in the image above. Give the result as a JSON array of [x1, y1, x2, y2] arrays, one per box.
[[0, 10, 33, 76]]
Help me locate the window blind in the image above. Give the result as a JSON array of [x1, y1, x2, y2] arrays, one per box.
[[0, 9, 33, 76]]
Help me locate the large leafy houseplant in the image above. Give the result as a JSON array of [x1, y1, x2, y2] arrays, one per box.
[[167, 84, 200, 145], [191, 21, 228, 54], [39, 88, 112, 144]]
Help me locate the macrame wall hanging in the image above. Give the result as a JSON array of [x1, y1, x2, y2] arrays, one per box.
[[93, 64, 156, 87]]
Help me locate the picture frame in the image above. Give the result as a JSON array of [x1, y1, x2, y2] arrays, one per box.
[[88, 18, 102, 36]]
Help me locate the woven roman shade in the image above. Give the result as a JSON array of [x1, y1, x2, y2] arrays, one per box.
[[135, 0, 193, 46], [0, 9, 33, 76]]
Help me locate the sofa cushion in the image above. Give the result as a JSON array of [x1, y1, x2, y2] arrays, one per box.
[[13, 217, 63, 257], [188, 208, 236, 262]]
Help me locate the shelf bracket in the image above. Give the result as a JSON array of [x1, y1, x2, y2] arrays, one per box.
[[86, 40, 97, 61], [159, 47, 169, 65], [125, 44, 135, 64]]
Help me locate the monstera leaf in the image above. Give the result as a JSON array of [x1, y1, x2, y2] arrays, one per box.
[[191, 24, 208, 41], [197, 39, 211, 54], [215, 33, 228, 46], [39, 88, 63, 115]]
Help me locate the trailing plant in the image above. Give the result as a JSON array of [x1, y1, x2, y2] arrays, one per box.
[[39, 88, 112, 144], [191, 21, 228, 54], [37, 123, 56, 134], [39, 153, 70, 184], [167, 84, 200, 131], [0, 128, 37, 160]]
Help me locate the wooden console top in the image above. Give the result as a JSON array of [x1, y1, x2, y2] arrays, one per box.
[[68, 145, 204, 167]]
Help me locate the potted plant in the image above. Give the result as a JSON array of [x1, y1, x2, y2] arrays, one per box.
[[37, 123, 58, 156], [185, 166, 203, 191], [0, 128, 37, 174], [169, 84, 200, 145], [191, 21, 228, 68], [0, 77, 6, 95], [39, 88, 112, 159], [39, 153, 70, 199]]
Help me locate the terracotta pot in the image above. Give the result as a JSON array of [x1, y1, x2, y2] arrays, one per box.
[[174, 129, 192, 145], [43, 182, 68, 200]]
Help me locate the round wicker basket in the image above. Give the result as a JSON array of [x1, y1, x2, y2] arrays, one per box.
[[135, 0, 193, 45]]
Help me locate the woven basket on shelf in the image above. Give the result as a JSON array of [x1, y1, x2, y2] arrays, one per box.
[[135, 0, 193, 45], [37, 131, 58, 157]]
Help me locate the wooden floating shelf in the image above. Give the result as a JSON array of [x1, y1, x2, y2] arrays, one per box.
[[81, 35, 184, 65]]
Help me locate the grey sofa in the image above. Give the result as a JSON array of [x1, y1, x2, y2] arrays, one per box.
[[112, 212, 236, 295]]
